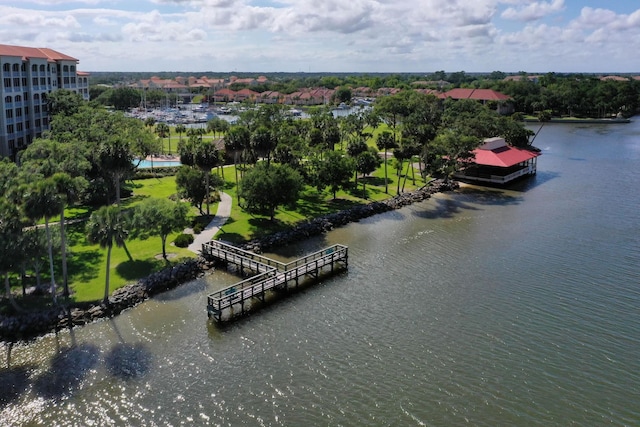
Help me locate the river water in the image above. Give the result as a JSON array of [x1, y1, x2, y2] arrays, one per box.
[[2, 121, 640, 426]]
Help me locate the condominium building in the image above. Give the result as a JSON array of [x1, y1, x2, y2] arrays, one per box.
[[0, 44, 89, 160]]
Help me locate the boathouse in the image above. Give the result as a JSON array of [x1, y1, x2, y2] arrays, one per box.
[[454, 137, 540, 185]]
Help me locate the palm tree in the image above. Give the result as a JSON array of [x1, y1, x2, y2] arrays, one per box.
[[175, 124, 186, 147], [0, 199, 24, 312], [86, 206, 129, 303], [23, 178, 63, 303], [52, 172, 87, 297], [194, 140, 221, 216], [376, 131, 397, 194], [156, 122, 171, 155]]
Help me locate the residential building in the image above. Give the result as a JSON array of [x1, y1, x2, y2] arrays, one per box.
[[0, 43, 89, 160]]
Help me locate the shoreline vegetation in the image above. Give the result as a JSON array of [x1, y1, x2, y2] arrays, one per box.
[[4, 71, 640, 342], [0, 179, 457, 343]]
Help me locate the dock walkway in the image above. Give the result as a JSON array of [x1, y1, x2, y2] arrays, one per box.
[[203, 240, 348, 322]]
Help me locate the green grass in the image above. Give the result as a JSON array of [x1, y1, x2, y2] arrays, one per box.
[[67, 222, 195, 301], [5, 157, 429, 308], [214, 160, 429, 243]]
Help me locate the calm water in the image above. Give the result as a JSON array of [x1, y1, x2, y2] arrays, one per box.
[[2, 121, 640, 426]]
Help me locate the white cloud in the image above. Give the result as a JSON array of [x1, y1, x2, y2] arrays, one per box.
[[0, 1, 638, 72], [501, 0, 565, 22]]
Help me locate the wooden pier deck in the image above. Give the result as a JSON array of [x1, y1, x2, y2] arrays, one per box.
[[202, 240, 348, 322]]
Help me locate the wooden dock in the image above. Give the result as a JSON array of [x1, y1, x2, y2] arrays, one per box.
[[202, 240, 348, 322]]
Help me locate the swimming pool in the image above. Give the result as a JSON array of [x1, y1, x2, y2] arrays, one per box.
[[136, 159, 181, 168]]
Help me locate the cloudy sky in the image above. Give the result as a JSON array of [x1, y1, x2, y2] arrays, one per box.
[[1, 0, 638, 73]]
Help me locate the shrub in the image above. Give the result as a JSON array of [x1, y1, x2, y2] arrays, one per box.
[[193, 222, 204, 234], [173, 233, 194, 248]]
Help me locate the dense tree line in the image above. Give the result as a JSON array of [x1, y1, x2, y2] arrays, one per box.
[[0, 85, 543, 308], [1, 90, 189, 307], [89, 71, 640, 119]]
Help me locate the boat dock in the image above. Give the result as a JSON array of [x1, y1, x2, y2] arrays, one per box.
[[202, 240, 348, 322]]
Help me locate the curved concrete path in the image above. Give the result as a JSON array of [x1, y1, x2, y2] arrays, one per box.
[[187, 192, 232, 254]]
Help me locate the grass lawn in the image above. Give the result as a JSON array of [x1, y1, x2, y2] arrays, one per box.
[[5, 155, 429, 308], [214, 159, 429, 244]]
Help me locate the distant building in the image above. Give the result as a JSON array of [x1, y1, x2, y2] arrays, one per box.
[[440, 88, 514, 115], [454, 137, 540, 185], [599, 75, 630, 82], [0, 43, 89, 160]]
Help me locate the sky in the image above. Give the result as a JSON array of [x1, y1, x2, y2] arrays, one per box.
[[0, 0, 639, 74]]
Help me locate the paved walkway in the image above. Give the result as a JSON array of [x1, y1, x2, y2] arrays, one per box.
[[187, 192, 232, 254]]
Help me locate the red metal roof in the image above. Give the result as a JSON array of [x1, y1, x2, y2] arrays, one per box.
[[473, 144, 540, 167]]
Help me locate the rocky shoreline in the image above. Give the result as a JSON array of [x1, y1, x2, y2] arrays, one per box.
[[0, 179, 458, 343]]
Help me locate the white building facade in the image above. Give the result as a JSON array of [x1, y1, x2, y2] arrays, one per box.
[[0, 44, 89, 160]]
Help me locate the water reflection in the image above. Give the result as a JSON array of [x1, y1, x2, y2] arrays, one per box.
[[105, 343, 152, 379], [32, 343, 99, 400]]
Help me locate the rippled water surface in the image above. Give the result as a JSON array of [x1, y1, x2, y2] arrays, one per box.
[[2, 121, 640, 426]]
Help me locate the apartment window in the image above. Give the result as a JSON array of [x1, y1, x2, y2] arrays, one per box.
[[22, 78, 27, 86], [4, 78, 11, 88], [8, 140, 15, 150], [48, 77, 51, 85], [71, 77, 76, 84], [40, 77, 46, 85], [13, 78, 20, 87], [17, 137, 24, 146], [24, 106, 29, 115], [63, 65, 69, 72], [43, 117, 49, 126], [17, 122, 23, 132], [7, 124, 14, 134], [34, 105, 40, 114], [5, 109, 12, 119], [35, 118, 41, 127], [12, 64, 19, 72], [25, 120, 30, 129], [71, 65, 76, 72], [32, 77, 38, 86], [40, 65, 45, 72], [63, 77, 69, 84], [21, 63, 26, 72], [15, 95, 21, 102], [16, 108, 22, 117], [2, 64, 9, 72], [34, 93, 40, 101], [4, 96, 11, 103], [32, 64, 37, 72]]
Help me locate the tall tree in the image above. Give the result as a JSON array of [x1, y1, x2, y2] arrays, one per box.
[[194, 140, 223, 216], [312, 150, 355, 200], [239, 163, 303, 221], [156, 122, 171, 155], [355, 149, 382, 198], [175, 123, 187, 146], [175, 166, 208, 215], [22, 178, 63, 303], [376, 130, 397, 194], [424, 131, 479, 182], [132, 198, 190, 261], [0, 199, 23, 312], [86, 206, 129, 303], [20, 139, 90, 297]]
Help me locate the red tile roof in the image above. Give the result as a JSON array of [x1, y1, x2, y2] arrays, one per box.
[[443, 88, 510, 101], [0, 44, 78, 62]]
